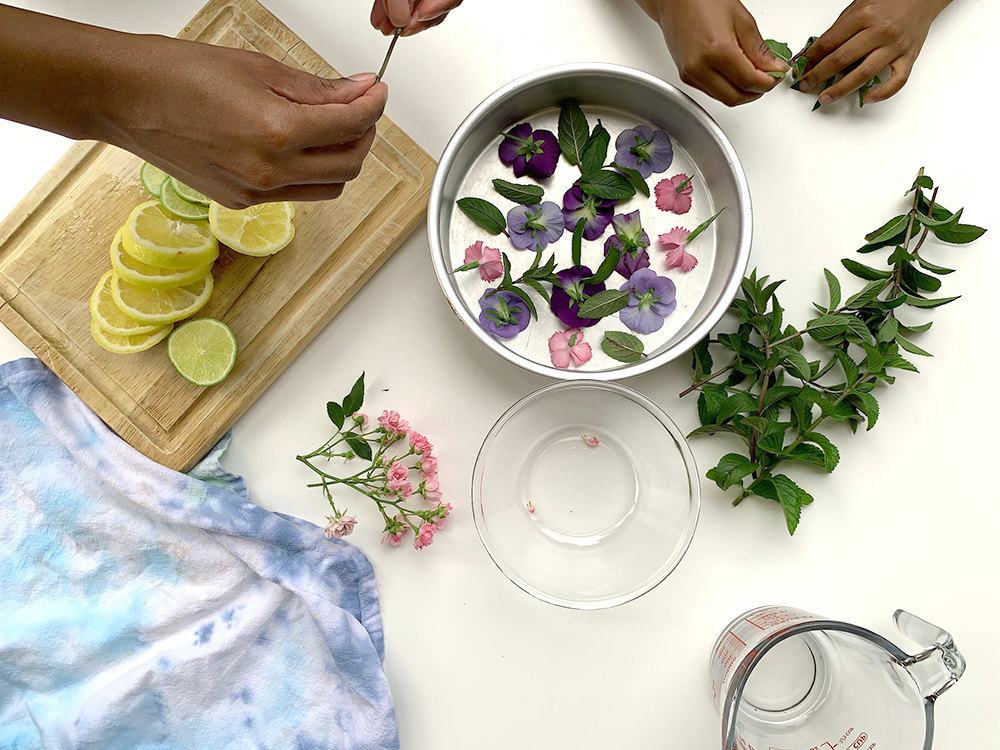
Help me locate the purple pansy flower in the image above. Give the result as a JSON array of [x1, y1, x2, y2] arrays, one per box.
[[550, 265, 606, 329], [508, 201, 564, 252], [619, 268, 677, 335], [498, 123, 560, 179], [478, 289, 531, 339], [614, 126, 673, 179], [562, 186, 615, 240], [603, 210, 651, 279]]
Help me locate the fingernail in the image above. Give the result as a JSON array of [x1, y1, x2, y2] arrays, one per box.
[[348, 72, 377, 83], [819, 93, 833, 106]]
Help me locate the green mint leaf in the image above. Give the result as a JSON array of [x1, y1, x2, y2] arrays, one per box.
[[456, 197, 506, 235], [326, 401, 345, 430], [692, 336, 713, 380], [601, 331, 645, 363], [588, 244, 620, 285], [686, 207, 727, 244], [687, 424, 751, 444], [345, 434, 373, 462], [572, 217, 586, 267], [864, 214, 909, 244], [766, 71, 787, 78], [843, 279, 888, 309], [916, 255, 956, 275], [492, 179, 544, 206], [915, 206, 962, 229], [577, 289, 631, 319], [579, 170, 636, 201], [858, 74, 880, 107], [877, 317, 899, 343], [803, 432, 840, 472], [342, 372, 365, 417], [523, 277, 551, 303], [932, 222, 987, 244], [716, 392, 758, 423], [823, 268, 842, 311], [580, 121, 611, 175], [776, 345, 812, 381], [753, 474, 812, 535], [904, 294, 960, 309], [850, 392, 879, 430], [908, 174, 934, 193], [895, 334, 932, 357], [806, 314, 856, 340], [901, 263, 942, 294], [760, 385, 801, 413], [611, 162, 651, 197], [841, 258, 892, 281], [506, 285, 538, 321], [557, 99, 589, 166], [765, 39, 793, 61], [706, 453, 758, 491], [500, 252, 513, 287], [784, 444, 828, 471]]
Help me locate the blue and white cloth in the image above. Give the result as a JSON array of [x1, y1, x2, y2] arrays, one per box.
[[0, 358, 398, 749]]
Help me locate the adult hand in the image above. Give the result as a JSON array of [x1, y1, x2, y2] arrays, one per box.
[[635, 0, 787, 106], [371, 0, 463, 36], [798, 0, 952, 105], [106, 40, 388, 208]]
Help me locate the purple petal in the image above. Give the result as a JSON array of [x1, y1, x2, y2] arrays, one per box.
[[646, 130, 674, 173], [620, 303, 666, 335], [498, 123, 532, 166], [550, 266, 606, 328], [478, 289, 531, 339], [605, 235, 650, 279], [525, 130, 559, 179], [538, 201, 565, 244], [562, 185, 585, 212], [561, 186, 614, 239]]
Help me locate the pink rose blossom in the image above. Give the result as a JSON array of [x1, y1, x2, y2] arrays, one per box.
[[464, 240, 504, 282], [387, 461, 410, 490], [548, 328, 593, 370], [324, 515, 357, 539], [381, 530, 405, 546], [659, 227, 697, 272], [526, 501, 536, 514], [421, 474, 442, 503], [378, 410, 410, 436], [353, 412, 369, 428], [582, 434, 600, 447], [434, 502, 453, 529], [408, 431, 433, 455], [414, 522, 437, 550], [420, 454, 438, 477], [655, 174, 693, 214], [381, 516, 408, 546]]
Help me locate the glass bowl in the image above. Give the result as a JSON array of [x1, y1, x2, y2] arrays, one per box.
[[472, 380, 700, 609]]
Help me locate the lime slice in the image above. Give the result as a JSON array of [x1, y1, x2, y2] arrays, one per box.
[[167, 318, 238, 386], [123, 201, 218, 270], [110, 228, 212, 290], [160, 179, 210, 221], [91, 318, 172, 354], [208, 201, 295, 257], [111, 270, 214, 325], [89, 270, 162, 335], [170, 177, 210, 206], [140, 162, 170, 198]]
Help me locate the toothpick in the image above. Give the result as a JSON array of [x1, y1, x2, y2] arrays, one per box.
[[376, 28, 403, 82]]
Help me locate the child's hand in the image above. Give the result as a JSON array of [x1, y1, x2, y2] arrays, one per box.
[[798, 0, 952, 105], [370, 0, 463, 36], [637, 0, 788, 106]]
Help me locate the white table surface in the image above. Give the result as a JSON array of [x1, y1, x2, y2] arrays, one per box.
[[2, 1, 997, 748]]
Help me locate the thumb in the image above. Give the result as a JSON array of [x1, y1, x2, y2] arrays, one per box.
[[735, 17, 788, 72], [384, 0, 413, 28], [280, 72, 380, 106]]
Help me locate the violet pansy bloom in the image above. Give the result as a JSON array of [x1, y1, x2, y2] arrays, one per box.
[[603, 210, 651, 279], [619, 268, 677, 335], [655, 173, 693, 214], [478, 289, 531, 339], [550, 265, 606, 329], [508, 202, 564, 252], [615, 126, 673, 179], [561, 185, 615, 240], [498, 123, 560, 179]]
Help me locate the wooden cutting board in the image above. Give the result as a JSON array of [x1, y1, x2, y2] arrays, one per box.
[[0, 0, 435, 471]]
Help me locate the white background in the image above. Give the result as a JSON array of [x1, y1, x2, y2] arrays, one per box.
[[1, 1, 997, 748]]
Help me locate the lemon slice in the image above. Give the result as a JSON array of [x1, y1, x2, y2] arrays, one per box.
[[208, 201, 295, 256], [90, 270, 163, 336], [111, 270, 214, 325], [167, 318, 238, 386], [160, 179, 210, 221], [140, 162, 170, 197], [170, 177, 210, 206], [110, 228, 212, 290], [123, 201, 219, 269], [91, 318, 172, 354]]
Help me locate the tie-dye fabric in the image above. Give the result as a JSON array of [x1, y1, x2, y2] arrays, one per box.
[[0, 358, 398, 750]]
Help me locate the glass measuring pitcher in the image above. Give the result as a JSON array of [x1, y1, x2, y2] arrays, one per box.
[[710, 606, 965, 750]]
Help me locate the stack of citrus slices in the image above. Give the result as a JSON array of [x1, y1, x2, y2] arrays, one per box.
[[89, 162, 296, 386]]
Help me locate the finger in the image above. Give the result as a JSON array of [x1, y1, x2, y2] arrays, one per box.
[[714, 51, 781, 96], [803, 6, 865, 65], [286, 82, 387, 149], [699, 69, 764, 107], [733, 11, 788, 82], [289, 127, 377, 184], [281, 73, 377, 107], [384, 0, 412, 28], [406, 13, 448, 35], [240, 182, 347, 207], [414, 0, 461, 22], [859, 57, 912, 104], [815, 48, 893, 104], [798, 30, 877, 92]]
